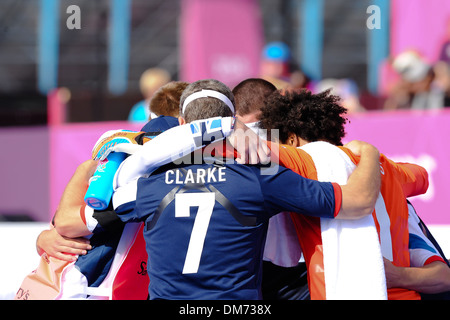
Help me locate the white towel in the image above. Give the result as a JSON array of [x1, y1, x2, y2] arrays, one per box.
[[300, 141, 387, 300], [263, 212, 303, 267]]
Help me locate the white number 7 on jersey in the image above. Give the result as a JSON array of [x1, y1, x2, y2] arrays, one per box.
[[175, 192, 215, 274]]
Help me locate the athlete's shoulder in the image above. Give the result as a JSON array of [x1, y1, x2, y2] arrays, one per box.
[[337, 146, 359, 163], [278, 144, 316, 178]]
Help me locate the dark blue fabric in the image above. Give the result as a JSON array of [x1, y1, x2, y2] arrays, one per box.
[[115, 158, 337, 300], [140, 116, 179, 133], [74, 225, 124, 288]]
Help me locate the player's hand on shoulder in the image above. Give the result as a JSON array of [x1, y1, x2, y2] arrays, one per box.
[[228, 119, 271, 165], [344, 140, 379, 158]]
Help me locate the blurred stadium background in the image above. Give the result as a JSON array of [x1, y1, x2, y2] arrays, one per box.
[[1, 0, 450, 299], [0, 0, 380, 125]]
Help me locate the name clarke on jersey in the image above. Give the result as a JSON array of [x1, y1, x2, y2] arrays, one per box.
[[165, 166, 227, 185]]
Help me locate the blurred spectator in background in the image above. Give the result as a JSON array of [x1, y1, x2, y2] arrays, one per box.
[[47, 87, 71, 125], [314, 78, 366, 113], [289, 68, 312, 91], [436, 19, 450, 107], [384, 50, 450, 110], [438, 17, 450, 64], [260, 41, 291, 89], [260, 41, 311, 91], [261, 42, 363, 112], [128, 68, 171, 122], [433, 61, 450, 107]]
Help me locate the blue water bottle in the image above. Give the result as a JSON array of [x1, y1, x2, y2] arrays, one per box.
[[84, 152, 127, 210]]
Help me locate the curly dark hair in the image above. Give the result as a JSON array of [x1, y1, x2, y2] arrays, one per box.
[[259, 89, 348, 146]]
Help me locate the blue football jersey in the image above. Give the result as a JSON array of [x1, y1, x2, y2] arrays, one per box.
[[113, 158, 338, 300]]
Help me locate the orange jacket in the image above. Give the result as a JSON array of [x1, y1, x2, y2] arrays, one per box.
[[271, 143, 428, 300]]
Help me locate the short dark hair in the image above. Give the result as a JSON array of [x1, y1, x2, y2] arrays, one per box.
[[149, 81, 189, 118], [179, 79, 235, 123], [232, 78, 276, 117], [259, 89, 348, 146]]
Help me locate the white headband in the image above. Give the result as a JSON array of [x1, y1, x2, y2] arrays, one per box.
[[182, 89, 235, 114]]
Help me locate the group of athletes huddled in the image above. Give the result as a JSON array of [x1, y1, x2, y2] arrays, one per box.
[[15, 76, 450, 300]]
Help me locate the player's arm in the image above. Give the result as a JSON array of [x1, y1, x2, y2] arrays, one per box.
[[384, 259, 450, 294], [339, 145, 429, 198], [53, 159, 98, 238], [384, 202, 450, 294], [262, 140, 380, 219], [53, 158, 125, 237], [36, 227, 91, 261], [261, 141, 380, 220], [113, 117, 269, 188], [54, 128, 149, 238], [383, 156, 429, 197], [335, 140, 381, 219], [114, 117, 233, 188]]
